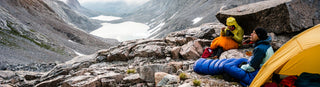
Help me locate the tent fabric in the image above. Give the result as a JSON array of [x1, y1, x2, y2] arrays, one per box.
[[250, 24, 320, 87]]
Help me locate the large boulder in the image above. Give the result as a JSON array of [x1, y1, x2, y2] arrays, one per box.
[[179, 41, 203, 60], [216, 0, 320, 35]]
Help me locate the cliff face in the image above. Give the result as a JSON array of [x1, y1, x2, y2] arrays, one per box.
[[0, 0, 117, 64]]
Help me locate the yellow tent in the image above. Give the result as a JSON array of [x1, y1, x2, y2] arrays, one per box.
[[250, 24, 320, 87]]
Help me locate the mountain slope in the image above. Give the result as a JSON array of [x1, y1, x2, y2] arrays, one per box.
[[125, 0, 265, 38], [0, 0, 116, 64]]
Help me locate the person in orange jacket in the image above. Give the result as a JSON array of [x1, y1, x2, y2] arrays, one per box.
[[209, 17, 244, 58]]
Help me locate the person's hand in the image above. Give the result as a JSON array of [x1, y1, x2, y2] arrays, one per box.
[[226, 30, 234, 37], [221, 27, 226, 31]]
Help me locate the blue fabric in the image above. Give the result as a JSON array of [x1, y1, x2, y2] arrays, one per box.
[[223, 58, 259, 86], [208, 59, 219, 75], [193, 58, 206, 74], [200, 59, 214, 75], [193, 58, 260, 86], [249, 36, 272, 69], [194, 58, 233, 75]]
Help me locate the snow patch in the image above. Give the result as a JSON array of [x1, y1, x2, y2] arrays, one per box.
[[149, 22, 165, 35], [58, 0, 67, 3], [74, 51, 85, 56], [91, 15, 122, 21], [192, 17, 203, 24], [90, 21, 150, 41]]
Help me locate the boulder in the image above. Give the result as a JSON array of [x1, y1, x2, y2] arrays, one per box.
[[138, 64, 177, 83], [179, 41, 203, 60], [155, 72, 179, 86], [216, 0, 320, 35], [129, 44, 166, 59], [171, 47, 181, 59], [154, 72, 169, 86]]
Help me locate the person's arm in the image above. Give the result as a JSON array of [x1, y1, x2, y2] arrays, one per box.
[[220, 27, 226, 36], [241, 47, 265, 72], [249, 47, 266, 69], [232, 29, 244, 43]]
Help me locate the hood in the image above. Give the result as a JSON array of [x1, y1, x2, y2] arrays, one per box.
[[254, 36, 272, 47], [226, 17, 241, 30]]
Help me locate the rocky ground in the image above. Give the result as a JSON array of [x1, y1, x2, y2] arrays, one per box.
[[0, 22, 290, 87], [2, 0, 317, 86]]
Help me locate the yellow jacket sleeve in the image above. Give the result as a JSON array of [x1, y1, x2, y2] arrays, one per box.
[[220, 29, 226, 36], [231, 28, 244, 43]]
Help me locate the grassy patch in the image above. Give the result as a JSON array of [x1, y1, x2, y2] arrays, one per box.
[[179, 73, 188, 80], [126, 69, 136, 74], [6, 21, 65, 54], [193, 79, 201, 86]]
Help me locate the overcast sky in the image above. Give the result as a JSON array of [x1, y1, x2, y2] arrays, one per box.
[[78, 0, 150, 5]]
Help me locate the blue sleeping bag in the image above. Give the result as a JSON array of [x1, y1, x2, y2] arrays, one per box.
[[193, 58, 232, 75], [194, 58, 259, 86], [223, 58, 259, 86]]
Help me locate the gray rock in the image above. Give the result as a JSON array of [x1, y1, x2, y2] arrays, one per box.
[[179, 41, 203, 60], [123, 74, 142, 83], [171, 47, 181, 59], [138, 64, 177, 83], [216, 0, 320, 35]]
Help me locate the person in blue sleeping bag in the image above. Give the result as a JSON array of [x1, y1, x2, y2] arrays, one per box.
[[223, 28, 274, 86]]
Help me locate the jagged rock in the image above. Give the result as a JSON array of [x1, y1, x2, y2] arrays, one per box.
[[138, 64, 177, 83], [179, 41, 203, 60], [216, 0, 320, 35], [164, 23, 223, 46], [195, 39, 213, 48], [35, 76, 65, 87], [193, 23, 225, 39], [129, 43, 166, 59], [101, 39, 167, 62], [165, 36, 196, 46], [62, 72, 123, 87], [154, 72, 169, 86], [168, 62, 183, 70], [171, 46, 181, 59], [268, 33, 291, 51], [123, 74, 142, 84], [106, 47, 131, 61], [155, 72, 179, 86]]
